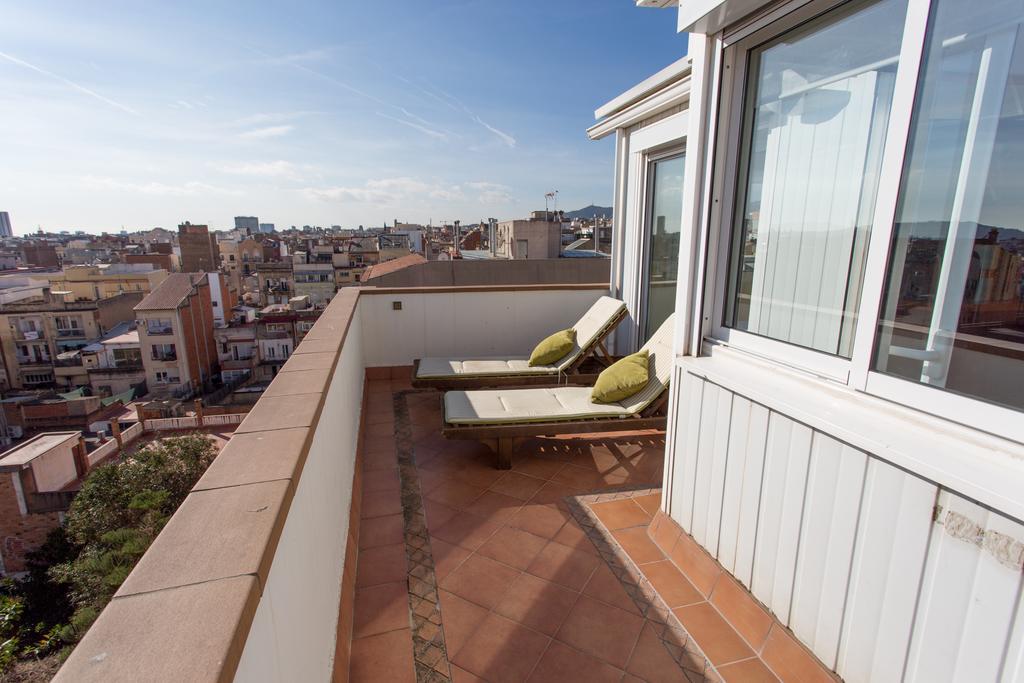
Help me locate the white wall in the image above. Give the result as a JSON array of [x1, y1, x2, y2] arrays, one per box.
[[665, 361, 1024, 682], [233, 313, 364, 682], [359, 288, 608, 366], [31, 444, 78, 492]]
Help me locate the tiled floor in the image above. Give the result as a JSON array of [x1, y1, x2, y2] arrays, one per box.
[[347, 378, 676, 683], [584, 497, 835, 683]]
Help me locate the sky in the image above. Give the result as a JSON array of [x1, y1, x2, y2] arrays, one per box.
[[0, 1, 687, 234]]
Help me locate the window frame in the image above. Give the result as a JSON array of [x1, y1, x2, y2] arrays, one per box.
[[621, 112, 688, 353], [639, 147, 687, 344], [703, 0, 1024, 443]]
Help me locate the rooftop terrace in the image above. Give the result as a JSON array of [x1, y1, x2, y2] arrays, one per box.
[[53, 284, 834, 682]]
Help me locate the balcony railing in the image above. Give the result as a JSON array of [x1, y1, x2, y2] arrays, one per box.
[[56, 284, 612, 681], [56, 328, 85, 338], [146, 325, 174, 336], [151, 353, 177, 362], [12, 329, 44, 342]]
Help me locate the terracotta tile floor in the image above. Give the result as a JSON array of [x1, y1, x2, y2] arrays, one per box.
[[347, 379, 670, 683]]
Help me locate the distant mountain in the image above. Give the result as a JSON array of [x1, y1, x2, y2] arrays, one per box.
[[565, 205, 612, 220]]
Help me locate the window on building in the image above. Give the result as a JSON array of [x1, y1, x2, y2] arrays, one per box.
[[873, 0, 1024, 411], [112, 348, 142, 367], [151, 343, 176, 361], [724, 0, 908, 357], [154, 370, 180, 384], [146, 319, 173, 335], [643, 152, 685, 342]]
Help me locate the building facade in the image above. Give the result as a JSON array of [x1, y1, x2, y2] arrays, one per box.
[[134, 273, 217, 399], [177, 223, 218, 273], [47, 264, 168, 302], [0, 290, 143, 390]]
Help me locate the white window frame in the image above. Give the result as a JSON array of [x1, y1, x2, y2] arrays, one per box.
[[702, 0, 1024, 443], [621, 113, 689, 353], [638, 147, 687, 344]]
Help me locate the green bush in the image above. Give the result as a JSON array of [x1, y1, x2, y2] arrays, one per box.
[[0, 434, 218, 673]]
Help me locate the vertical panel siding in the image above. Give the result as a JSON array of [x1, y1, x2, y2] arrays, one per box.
[[905, 492, 1024, 682], [836, 458, 935, 682], [718, 397, 770, 585], [667, 372, 1023, 682], [752, 413, 811, 620], [790, 437, 867, 668]]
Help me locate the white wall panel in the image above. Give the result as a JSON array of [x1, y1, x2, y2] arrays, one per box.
[[905, 492, 1024, 683], [790, 436, 867, 668], [664, 368, 1024, 682], [690, 383, 732, 550], [826, 455, 934, 683], [672, 371, 705, 530], [717, 396, 769, 586], [752, 413, 811, 621]]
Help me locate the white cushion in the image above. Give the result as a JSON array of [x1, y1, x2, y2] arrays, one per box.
[[444, 387, 631, 425]]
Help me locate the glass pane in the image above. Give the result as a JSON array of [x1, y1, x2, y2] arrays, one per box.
[[644, 154, 685, 341], [726, 0, 908, 356], [874, 0, 1024, 411]]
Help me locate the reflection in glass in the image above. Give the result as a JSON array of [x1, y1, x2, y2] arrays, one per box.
[[726, 0, 908, 356], [874, 0, 1024, 411], [644, 154, 685, 341]]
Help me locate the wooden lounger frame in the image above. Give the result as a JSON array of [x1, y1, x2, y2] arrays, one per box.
[[441, 389, 670, 470], [411, 305, 627, 391]]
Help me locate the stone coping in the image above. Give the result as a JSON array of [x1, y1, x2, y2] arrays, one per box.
[[360, 283, 609, 295], [54, 288, 361, 683]]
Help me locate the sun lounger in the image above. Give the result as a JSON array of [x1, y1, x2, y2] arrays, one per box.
[[411, 296, 627, 390], [441, 314, 674, 469]]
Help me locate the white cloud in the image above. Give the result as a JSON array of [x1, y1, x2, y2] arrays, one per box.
[[465, 181, 513, 204], [238, 124, 294, 139], [81, 175, 242, 196], [376, 113, 448, 142], [0, 50, 139, 116], [302, 177, 512, 206], [472, 116, 516, 148], [213, 160, 301, 179]]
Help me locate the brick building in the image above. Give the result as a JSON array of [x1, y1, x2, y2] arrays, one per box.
[[135, 273, 218, 399], [0, 432, 87, 573], [177, 223, 218, 273]]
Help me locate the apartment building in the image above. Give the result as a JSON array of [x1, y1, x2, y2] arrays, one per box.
[[47, 264, 169, 302], [255, 262, 294, 306], [80, 321, 145, 398], [292, 262, 334, 309], [0, 290, 143, 390], [124, 252, 176, 272], [493, 216, 562, 259], [214, 324, 257, 383], [134, 273, 217, 399], [177, 223, 218, 273]]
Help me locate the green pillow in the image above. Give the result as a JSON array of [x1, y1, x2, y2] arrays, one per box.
[[591, 350, 649, 403], [528, 328, 576, 366]]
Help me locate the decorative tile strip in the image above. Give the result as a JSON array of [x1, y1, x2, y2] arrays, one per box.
[[565, 488, 722, 683], [394, 390, 452, 683]]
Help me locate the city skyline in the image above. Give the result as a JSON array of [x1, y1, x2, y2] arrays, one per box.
[[0, 1, 686, 234]]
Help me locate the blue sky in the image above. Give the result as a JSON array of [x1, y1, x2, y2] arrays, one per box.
[[0, 1, 686, 234]]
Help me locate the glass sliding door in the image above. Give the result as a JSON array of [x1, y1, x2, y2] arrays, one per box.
[[873, 0, 1024, 411], [724, 0, 908, 357], [642, 152, 685, 342]]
